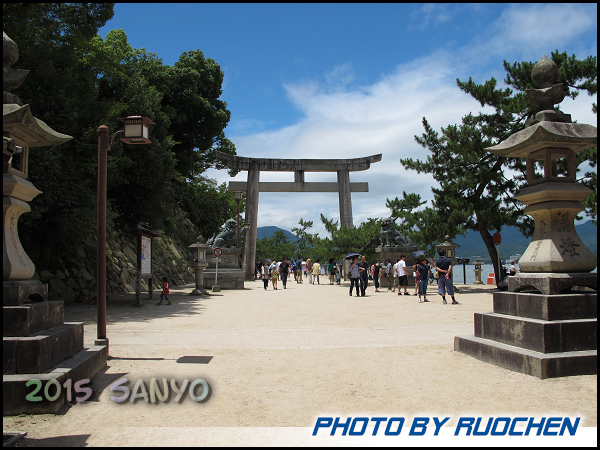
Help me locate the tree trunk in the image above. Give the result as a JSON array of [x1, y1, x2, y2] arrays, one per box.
[[360, 236, 380, 255], [476, 216, 501, 283]]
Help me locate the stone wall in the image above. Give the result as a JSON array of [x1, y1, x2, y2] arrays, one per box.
[[34, 227, 196, 303]]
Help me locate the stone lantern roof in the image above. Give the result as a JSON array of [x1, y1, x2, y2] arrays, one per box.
[[3, 32, 72, 148], [3, 103, 72, 148]]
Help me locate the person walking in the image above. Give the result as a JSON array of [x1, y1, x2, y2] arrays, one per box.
[[373, 259, 381, 292], [384, 258, 393, 290], [435, 249, 458, 304], [261, 261, 270, 290], [280, 258, 290, 289], [358, 255, 369, 296], [391, 258, 400, 292], [271, 262, 279, 289], [295, 257, 303, 283], [327, 259, 335, 285], [397, 255, 410, 296], [415, 258, 430, 302], [305, 259, 313, 284], [156, 275, 171, 305], [311, 259, 321, 284], [412, 260, 420, 296], [349, 257, 360, 296], [334, 259, 342, 284]]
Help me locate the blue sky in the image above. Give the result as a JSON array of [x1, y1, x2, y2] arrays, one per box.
[[99, 3, 597, 237]]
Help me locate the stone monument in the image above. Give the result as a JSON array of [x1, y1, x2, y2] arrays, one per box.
[[455, 55, 597, 378], [203, 219, 244, 289], [374, 217, 418, 288], [3, 32, 107, 414]]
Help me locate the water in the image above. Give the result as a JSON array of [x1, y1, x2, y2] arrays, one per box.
[[453, 262, 597, 284], [452, 264, 501, 285]]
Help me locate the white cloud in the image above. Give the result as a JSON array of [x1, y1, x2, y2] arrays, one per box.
[[408, 3, 455, 32], [468, 3, 598, 67], [205, 3, 597, 239]]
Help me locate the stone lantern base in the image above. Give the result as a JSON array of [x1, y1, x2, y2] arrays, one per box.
[[3, 299, 108, 415], [455, 274, 597, 378]]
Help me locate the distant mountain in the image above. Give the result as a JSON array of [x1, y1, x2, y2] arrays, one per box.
[[258, 222, 597, 264], [454, 221, 597, 262], [256, 226, 299, 242]]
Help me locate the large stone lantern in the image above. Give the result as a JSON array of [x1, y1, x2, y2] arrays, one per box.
[[455, 55, 597, 379], [3, 32, 72, 303], [3, 32, 107, 415], [484, 57, 596, 278], [189, 243, 210, 295]]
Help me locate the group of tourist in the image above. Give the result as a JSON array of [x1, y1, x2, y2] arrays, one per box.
[[349, 250, 458, 304], [258, 251, 458, 305], [259, 257, 342, 290]]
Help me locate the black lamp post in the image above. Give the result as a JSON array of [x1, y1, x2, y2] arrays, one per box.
[[96, 116, 154, 349], [456, 257, 470, 284]]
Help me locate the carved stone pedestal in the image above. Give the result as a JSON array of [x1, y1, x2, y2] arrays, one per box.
[[3, 300, 107, 414], [203, 248, 245, 290], [375, 246, 418, 288], [455, 286, 597, 379]]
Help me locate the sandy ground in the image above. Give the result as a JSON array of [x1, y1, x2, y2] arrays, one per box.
[[3, 279, 597, 446]]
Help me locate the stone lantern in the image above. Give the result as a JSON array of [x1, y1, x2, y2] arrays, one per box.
[[189, 243, 210, 295], [486, 56, 596, 277], [3, 32, 106, 415], [473, 259, 483, 285], [3, 32, 72, 304], [455, 55, 597, 379]]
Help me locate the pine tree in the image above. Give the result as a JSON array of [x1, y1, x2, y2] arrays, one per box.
[[394, 51, 597, 281]]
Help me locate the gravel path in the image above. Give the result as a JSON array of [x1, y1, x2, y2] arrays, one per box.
[[3, 281, 597, 446]]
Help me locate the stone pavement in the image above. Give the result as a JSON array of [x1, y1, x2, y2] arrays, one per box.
[[3, 279, 597, 446]]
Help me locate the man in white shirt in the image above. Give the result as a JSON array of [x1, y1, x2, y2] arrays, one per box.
[[391, 259, 399, 292], [397, 255, 409, 296]]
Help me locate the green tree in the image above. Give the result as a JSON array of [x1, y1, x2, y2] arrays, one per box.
[[4, 3, 116, 269], [255, 231, 297, 263], [177, 178, 238, 243], [399, 51, 596, 281], [3, 4, 238, 273], [154, 50, 236, 179], [292, 218, 316, 258], [320, 215, 380, 262]]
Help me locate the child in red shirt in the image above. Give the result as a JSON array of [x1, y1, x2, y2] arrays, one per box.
[[157, 276, 171, 305]]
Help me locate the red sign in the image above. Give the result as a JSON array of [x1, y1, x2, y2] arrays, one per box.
[[213, 247, 223, 257], [492, 232, 502, 246]]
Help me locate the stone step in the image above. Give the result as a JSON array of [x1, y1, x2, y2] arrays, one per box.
[[493, 291, 597, 321], [474, 312, 596, 353], [2, 346, 107, 415], [454, 335, 597, 379], [3, 301, 65, 337], [3, 322, 84, 374]]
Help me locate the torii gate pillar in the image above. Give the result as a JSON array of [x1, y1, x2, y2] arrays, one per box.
[[244, 168, 260, 281], [215, 152, 381, 280], [337, 169, 353, 229]]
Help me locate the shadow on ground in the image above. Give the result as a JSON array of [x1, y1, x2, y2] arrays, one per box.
[[63, 285, 212, 325]]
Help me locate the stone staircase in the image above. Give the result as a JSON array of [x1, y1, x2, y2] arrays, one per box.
[[3, 300, 107, 415], [455, 288, 597, 379]]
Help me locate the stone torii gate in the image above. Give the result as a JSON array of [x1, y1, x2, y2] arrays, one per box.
[[215, 151, 382, 280]]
